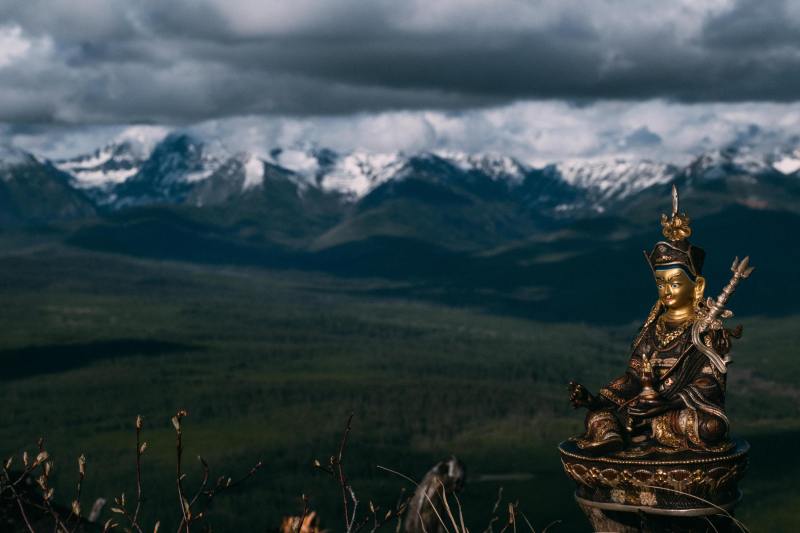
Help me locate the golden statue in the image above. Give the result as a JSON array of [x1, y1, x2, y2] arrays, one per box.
[[566, 185, 754, 456]]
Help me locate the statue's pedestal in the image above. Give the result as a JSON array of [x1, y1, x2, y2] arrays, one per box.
[[558, 438, 749, 533]]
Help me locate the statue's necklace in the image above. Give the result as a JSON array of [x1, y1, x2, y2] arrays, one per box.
[[655, 314, 692, 347]]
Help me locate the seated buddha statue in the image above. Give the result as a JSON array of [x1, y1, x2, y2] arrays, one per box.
[[567, 186, 745, 455]]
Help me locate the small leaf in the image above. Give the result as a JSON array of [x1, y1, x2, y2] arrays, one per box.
[[111, 507, 125, 514], [136, 415, 143, 430], [44, 487, 54, 501], [35, 451, 49, 465], [78, 454, 87, 476], [139, 442, 148, 455], [72, 500, 81, 516], [171, 417, 180, 431], [153, 521, 160, 533], [22, 451, 29, 467]]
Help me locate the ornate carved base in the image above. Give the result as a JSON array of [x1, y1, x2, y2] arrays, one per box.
[[558, 438, 748, 532]]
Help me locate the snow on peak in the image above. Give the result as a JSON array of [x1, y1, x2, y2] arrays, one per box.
[[44, 129, 800, 211], [319, 152, 406, 197], [56, 126, 169, 190], [241, 154, 265, 190], [264, 148, 531, 199], [556, 158, 676, 201], [442, 151, 527, 183], [57, 141, 144, 189], [773, 156, 800, 175], [770, 147, 800, 175], [687, 146, 770, 179], [143, 133, 229, 185]]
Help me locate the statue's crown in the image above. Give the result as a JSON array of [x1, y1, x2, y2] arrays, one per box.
[[645, 185, 705, 279]]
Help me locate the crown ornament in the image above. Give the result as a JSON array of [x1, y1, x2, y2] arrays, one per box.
[[660, 184, 692, 242]]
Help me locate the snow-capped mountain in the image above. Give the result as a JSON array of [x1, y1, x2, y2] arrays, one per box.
[[268, 148, 407, 198], [317, 152, 408, 198], [57, 141, 149, 190], [682, 146, 774, 182], [38, 129, 800, 220], [57, 136, 543, 207], [445, 152, 528, 184], [105, 133, 233, 207], [55, 127, 168, 194], [767, 146, 800, 176], [555, 159, 679, 205], [5, 130, 800, 272]]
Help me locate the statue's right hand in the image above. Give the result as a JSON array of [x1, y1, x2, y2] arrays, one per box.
[[568, 380, 592, 409]]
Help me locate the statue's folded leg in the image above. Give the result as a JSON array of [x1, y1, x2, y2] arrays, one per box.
[[651, 409, 728, 450], [651, 410, 686, 448]]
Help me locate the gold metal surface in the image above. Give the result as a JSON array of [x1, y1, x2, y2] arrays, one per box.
[[660, 185, 692, 242]]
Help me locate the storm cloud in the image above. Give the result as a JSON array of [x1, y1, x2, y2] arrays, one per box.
[[2, 0, 800, 125]]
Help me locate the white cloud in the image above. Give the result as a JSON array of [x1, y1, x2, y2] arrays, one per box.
[[189, 100, 800, 164], [10, 99, 800, 165], [0, 26, 30, 67], [0, 25, 52, 68]]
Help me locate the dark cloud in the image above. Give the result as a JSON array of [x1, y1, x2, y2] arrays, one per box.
[[0, 0, 799, 125], [701, 0, 800, 50]]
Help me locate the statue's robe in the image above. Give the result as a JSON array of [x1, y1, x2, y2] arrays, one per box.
[[582, 317, 732, 452]]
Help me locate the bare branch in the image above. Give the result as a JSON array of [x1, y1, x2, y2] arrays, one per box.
[[132, 414, 146, 532]]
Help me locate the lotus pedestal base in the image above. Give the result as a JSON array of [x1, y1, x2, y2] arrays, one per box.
[[558, 438, 749, 532]]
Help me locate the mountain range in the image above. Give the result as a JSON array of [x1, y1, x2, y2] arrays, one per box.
[[1, 131, 798, 321], [46, 131, 800, 217]]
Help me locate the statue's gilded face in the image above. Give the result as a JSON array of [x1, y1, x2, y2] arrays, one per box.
[[655, 267, 696, 311]]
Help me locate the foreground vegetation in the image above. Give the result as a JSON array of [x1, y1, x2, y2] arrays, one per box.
[[0, 238, 798, 531]]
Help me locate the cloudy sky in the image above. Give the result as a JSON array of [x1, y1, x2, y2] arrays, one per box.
[[2, 0, 800, 162]]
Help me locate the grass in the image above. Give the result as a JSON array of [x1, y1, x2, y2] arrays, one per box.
[[0, 240, 798, 531]]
